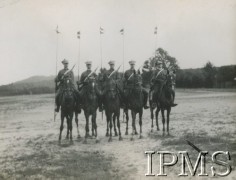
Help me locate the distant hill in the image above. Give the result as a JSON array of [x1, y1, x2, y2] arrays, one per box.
[[0, 75, 55, 96]]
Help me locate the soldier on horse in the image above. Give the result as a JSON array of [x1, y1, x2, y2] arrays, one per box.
[[77, 61, 103, 112], [123, 60, 149, 110], [54, 59, 78, 112], [149, 56, 177, 108]]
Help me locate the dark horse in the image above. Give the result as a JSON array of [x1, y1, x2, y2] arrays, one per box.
[[59, 79, 77, 141], [80, 78, 99, 143], [124, 74, 144, 140], [103, 78, 122, 142], [150, 76, 176, 136]]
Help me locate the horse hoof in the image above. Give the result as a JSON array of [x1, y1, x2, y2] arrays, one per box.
[[125, 131, 128, 135], [151, 129, 153, 133], [135, 132, 138, 135], [96, 139, 100, 143], [66, 136, 69, 139], [119, 136, 123, 141], [130, 137, 134, 141], [83, 139, 87, 144], [108, 138, 112, 142], [77, 135, 81, 139], [139, 135, 143, 139], [157, 128, 160, 131], [114, 132, 118, 136], [105, 132, 109, 137]]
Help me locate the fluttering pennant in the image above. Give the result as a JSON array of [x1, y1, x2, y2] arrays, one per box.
[[120, 28, 124, 35], [100, 27, 104, 34], [77, 31, 80, 39], [56, 25, 60, 34], [154, 26, 157, 34]]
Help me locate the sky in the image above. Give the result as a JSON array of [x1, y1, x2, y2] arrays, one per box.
[[0, 0, 236, 85]]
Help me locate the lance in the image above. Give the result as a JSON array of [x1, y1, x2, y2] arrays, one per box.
[[54, 25, 60, 121], [127, 65, 142, 80], [77, 31, 81, 80], [57, 64, 76, 87], [108, 65, 121, 78]]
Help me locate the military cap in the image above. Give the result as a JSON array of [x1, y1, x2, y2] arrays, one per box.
[[144, 60, 149, 64], [85, 61, 92, 65], [129, 60, 136, 65], [108, 61, 115, 65], [156, 61, 162, 66], [61, 59, 69, 64]]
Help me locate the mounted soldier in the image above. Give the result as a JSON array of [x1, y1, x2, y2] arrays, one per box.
[[78, 61, 103, 112], [150, 60, 177, 108], [54, 59, 78, 112], [101, 61, 123, 141], [101, 61, 123, 100], [123, 60, 149, 110]]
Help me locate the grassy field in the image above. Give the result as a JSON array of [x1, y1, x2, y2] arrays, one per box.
[[0, 89, 235, 179]]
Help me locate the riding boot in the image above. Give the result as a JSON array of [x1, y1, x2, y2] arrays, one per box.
[[170, 89, 177, 107], [143, 91, 149, 109], [149, 90, 156, 109], [55, 93, 60, 112]]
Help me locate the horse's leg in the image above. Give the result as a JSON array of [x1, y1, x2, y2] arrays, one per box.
[[105, 111, 109, 137], [93, 112, 99, 143], [75, 112, 81, 138], [70, 112, 73, 141], [83, 112, 89, 144], [66, 115, 69, 139], [167, 107, 171, 136], [134, 112, 138, 135], [156, 108, 160, 131], [161, 109, 165, 136], [59, 113, 64, 141], [130, 111, 136, 141], [117, 110, 122, 141], [91, 115, 95, 137], [108, 113, 112, 142], [139, 110, 143, 139], [150, 107, 154, 132], [125, 109, 129, 135], [113, 114, 118, 136]]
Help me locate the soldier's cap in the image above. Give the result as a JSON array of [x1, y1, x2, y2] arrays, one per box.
[[108, 61, 115, 65], [144, 60, 149, 64], [156, 61, 162, 65], [85, 61, 92, 65], [61, 59, 69, 64], [129, 60, 136, 65]]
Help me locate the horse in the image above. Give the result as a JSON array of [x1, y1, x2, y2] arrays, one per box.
[[150, 76, 176, 136], [124, 74, 144, 140], [103, 77, 123, 142], [59, 79, 77, 141], [80, 78, 99, 143]]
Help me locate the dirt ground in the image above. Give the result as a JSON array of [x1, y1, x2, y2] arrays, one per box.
[[0, 89, 235, 180]]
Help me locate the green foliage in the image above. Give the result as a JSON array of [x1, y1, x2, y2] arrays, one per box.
[[176, 63, 236, 88], [149, 48, 180, 70]]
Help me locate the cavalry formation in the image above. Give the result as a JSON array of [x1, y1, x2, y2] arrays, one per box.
[[54, 51, 177, 143]]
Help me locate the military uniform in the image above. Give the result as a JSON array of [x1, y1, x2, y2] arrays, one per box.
[[149, 67, 167, 107], [123, 60, 149, 109], [78, 61, 103, 111], [55, 59, 78, 112], [101, 61, 123, 103]]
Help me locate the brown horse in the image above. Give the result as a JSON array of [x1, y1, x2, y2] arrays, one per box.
[[103, 77, 123, 142], [80, 78, 99, 143], [150, 77, 176, 136], [124, 74, 144, 140], [59, 79, 77, 141]]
